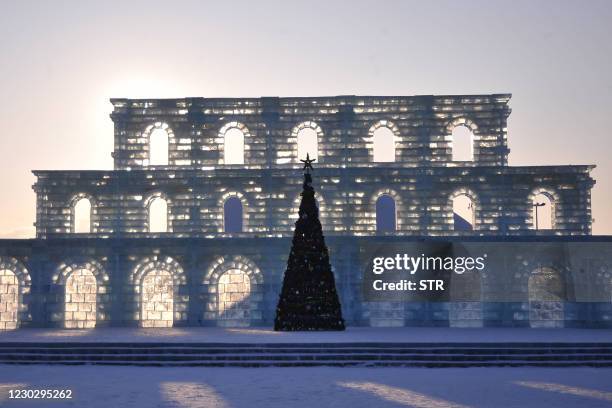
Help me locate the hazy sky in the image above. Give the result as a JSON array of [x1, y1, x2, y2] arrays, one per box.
[[1, 0, 611, 237]]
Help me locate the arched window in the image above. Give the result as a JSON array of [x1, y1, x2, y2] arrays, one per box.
[[218, 270, 251, 327], [141, 269, 173, 328], [451, 125, 474, 162], [73, 198, 91, 233], [0, 269, 19, 330], [453, 194, 474, 231], [150, 127, 169, 166], [376, 194, 396, 233], [373, 126, 396, 162], [297, 127, 318, 161], [224, 127, 245, 165], [532, 193, 554, 230], [65, 269, 97, 329], [224, 197, 243, 233], [148, 197, 168, 233]]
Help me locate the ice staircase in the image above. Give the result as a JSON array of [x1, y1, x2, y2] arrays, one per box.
[[0, 342, 611, 367]]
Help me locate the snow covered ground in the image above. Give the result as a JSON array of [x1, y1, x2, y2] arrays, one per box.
[[1, 327, 611, 343], [1, 365, 612, 407], [2, 327, 610, 407]]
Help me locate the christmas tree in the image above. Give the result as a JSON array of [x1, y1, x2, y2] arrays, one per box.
[[274, 154, 345, 331]]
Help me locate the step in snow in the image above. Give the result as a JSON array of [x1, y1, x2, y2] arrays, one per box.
[[1, 360, 611, 368]]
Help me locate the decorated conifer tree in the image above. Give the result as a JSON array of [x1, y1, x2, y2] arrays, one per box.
[[274, 154, 345, 331]]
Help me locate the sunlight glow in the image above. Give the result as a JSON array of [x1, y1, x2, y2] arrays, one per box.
[[532, 193, 553, 230], [226, 328, 282, 335], [73, 198, 91, 233], [453, 194, 474, 230], [150, 128, 169, 166], [0, 383, 28, 403], [65, 269, 97, 329], [224, 128, 245, 165], [515, 381, 612, 402], [297, 128, 318, 161], [135, 328, 191, 338], [338, 381, 472, 408], [373, 126, 395, 162], [452, 125, 474, 161], [141, 270, 173, 328], [218, 270, 251, 327], [34, 329, 94, 338], [148, 197, 168, 233], [161, 382, 229, 408]]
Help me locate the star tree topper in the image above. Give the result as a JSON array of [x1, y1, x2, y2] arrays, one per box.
[[301, 153, 316, 174]]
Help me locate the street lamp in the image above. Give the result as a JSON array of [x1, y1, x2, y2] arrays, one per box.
[[533, 202, 546, 230]]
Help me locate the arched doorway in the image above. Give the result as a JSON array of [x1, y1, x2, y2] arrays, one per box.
[[529, 266, 565, 328], [141, 270, 174, 328], [0, 269, 18, 330], [217, 270, 251, 327], [65, 269, 97, 328], [449, 270, 483, 327]]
